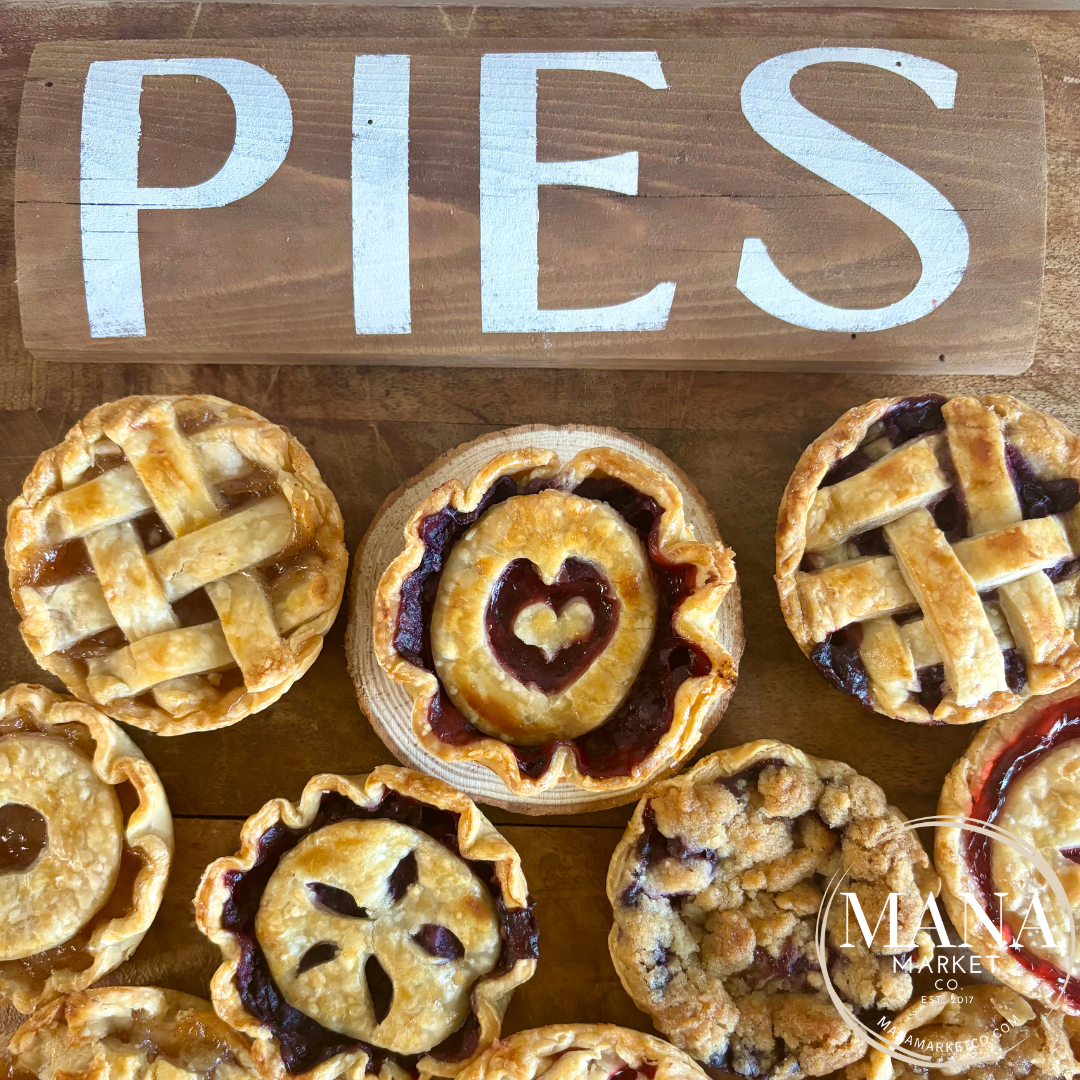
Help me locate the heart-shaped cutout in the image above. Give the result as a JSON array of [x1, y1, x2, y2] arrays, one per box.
[[486, 558, 619, 695], [512, 598, 595, 661]]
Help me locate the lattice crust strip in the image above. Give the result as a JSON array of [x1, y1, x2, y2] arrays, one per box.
[[779, 394, 1080, 725], [6, 396, 347, 735]]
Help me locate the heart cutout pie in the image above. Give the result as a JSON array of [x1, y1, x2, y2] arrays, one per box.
[[486, 558, 618, 695]]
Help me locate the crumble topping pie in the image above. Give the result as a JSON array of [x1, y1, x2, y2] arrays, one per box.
[[777, 394, 1080, 724], [456, 1024, 709, 1080], [196, 767, 538, 1080], [367, 443, 741, 796], [0, 684, 173, 1013], [606, 740, 938, 1079], [8, 986, 256, 1080], [6, 395, 347, 735], [937, 683, 1080, 1012], [847, 984, 1080, 1080]]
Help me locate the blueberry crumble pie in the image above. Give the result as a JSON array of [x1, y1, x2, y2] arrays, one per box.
[[606, 740, 938, 1078], [368, 443, 741, 797], [196, 767, 538, 1080], [777, 394, 1080, 724]]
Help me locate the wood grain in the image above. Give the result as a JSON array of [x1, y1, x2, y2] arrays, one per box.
[[347, 423, 742, 814], [14, 35, 1045, 372], [2, 0, 1080, 1062]]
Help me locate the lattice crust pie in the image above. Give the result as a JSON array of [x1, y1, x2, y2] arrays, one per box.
[[8, 987, 256, 1080], [369, 445, 741, 796], [0, 684, 173, 1013], [777, 393, 1080, 725], [937, 682, 1080, 1013], [6, 395, 347, 735], [606, 740, 939, 1079], [196, 767, 538, 1080], [846, 985, 1080, 1080], [456, 1024, 709, 1080]]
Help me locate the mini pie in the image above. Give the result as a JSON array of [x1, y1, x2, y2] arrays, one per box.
[[606, 740, 939, 1079], [0, 683, 173, 1013], [456, 1024, 709, 1080], [6, 395, 347, 735], [196, 766, 538, 1080], [776, 393, 1080, 725], [846, 984, 1080, 1080], [937, 682, 1080, 1012], [8, 986, 256, 1080], [368, 444, 741, 796]]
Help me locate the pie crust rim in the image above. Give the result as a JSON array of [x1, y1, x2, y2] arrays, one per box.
[[457, 1023, 709, 1080]]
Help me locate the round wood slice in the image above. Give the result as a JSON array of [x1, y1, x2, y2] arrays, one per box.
[[347, 424, 742, 815]]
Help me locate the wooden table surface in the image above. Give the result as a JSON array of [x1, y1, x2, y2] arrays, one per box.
[[4, 0, 1080, 1059]]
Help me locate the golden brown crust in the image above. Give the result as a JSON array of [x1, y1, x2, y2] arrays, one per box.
[[195, 766, 536, 1080], [458, 1024, 709, 1080], [936, 682, 1080, 1011], [776, 394, 1080, 725], [6, 395, 348, 735], [846, 984, 1080, 1080], [371, 443, 740, 797], [9, 986, 256, 1080], [607, 740, 939, 1079], [0, 684, 173, 1013]]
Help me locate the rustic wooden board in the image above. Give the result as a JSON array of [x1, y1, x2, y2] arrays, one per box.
[[3, 0, 1080, 1068], [348, 423, 742, 815], [14, 34, 1046, 372]]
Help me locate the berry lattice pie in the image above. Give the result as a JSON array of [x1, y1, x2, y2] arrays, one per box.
[[368, 444, 741, 797], [196, 767, 538, 1080], [6, 395, 347, 734], [846, 985, 1080, 1080], [937, 682, 1080, 1012], [8, 986, 256, 1080], [0, 684, 173, 1013], [456, 1024, 709, 1080], [777, 394, 1080, 724], [606, 740, 939, 1079]]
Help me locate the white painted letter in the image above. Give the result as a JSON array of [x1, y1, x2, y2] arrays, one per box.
[[480, 52, 675, 333], [80, 58, 293, 338], [737, 47, 969, 333], [353, 55, 411, 335], [1014, 894, 1059, 949], [840, 891, 899, 949]]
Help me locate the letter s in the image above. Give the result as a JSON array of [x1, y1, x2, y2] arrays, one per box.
[[737, 47, 969, 333]]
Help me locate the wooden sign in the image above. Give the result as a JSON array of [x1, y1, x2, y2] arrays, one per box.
[[15, 37, 1045, 372]]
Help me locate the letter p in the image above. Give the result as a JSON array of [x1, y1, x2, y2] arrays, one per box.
[[80, 58, 293, 338]]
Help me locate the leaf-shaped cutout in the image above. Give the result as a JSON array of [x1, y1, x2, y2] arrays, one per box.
[[297, 940, 340, 974], [387, 850, 418, 902], [412, 923, 465, 960], [308, 882, 369, 918], [365, 954, 394, 1025]]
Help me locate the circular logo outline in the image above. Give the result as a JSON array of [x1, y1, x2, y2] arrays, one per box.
[[815, 814, 1077, 1069]]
